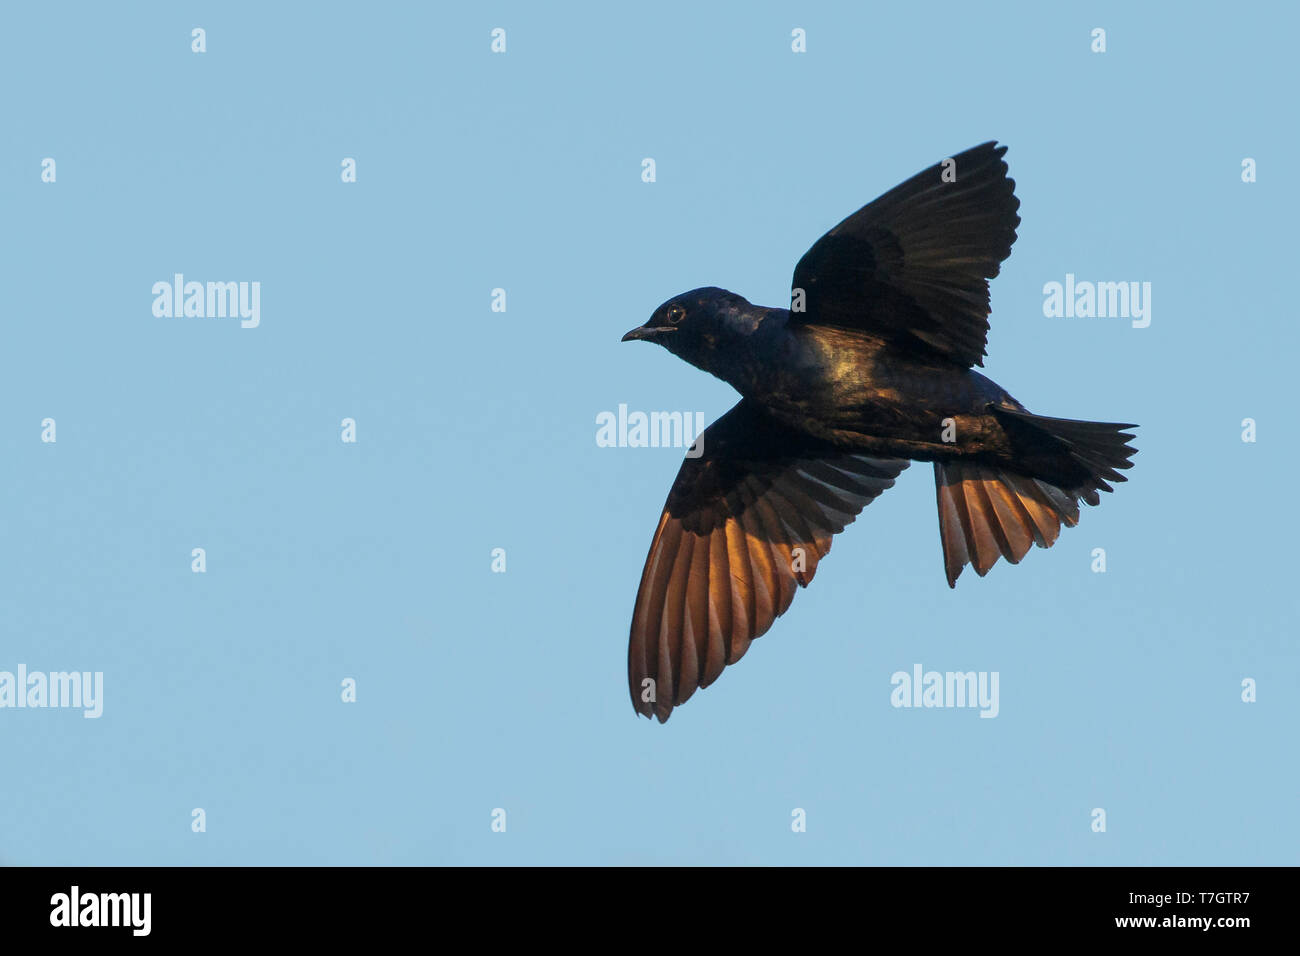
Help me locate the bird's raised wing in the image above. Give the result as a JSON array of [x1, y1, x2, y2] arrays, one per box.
[[628, 399, 908, 722], [790, 141, 1020, 368]]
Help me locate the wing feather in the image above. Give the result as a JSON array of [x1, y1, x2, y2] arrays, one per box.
[[629, 400, 908, 721]]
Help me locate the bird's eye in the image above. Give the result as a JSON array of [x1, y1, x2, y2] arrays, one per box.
[[667, 305, 686, 324]]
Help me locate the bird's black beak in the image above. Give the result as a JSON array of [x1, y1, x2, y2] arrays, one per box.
[[621, 325, 674, 343]]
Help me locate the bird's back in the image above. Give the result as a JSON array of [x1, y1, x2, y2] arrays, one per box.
[[737, 317, 1017, 460]]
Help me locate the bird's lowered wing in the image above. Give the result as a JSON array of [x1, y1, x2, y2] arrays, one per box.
[[628, 399, 909, 722], [790, 141, 1020, 368]]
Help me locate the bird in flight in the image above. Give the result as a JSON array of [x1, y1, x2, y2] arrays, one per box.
[[621, 142, 1137, 722]]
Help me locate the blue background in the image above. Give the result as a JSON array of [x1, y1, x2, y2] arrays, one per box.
[[1, 1, 1295, 865]]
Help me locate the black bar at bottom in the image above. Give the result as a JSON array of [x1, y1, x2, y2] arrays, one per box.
[[0, 866, 1285, 941]]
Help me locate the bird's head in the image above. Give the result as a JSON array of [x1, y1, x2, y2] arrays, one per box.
[[621, 287, 761, 369]]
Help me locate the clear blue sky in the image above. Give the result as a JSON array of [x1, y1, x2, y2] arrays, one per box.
[[1, 1, 1295, 865]]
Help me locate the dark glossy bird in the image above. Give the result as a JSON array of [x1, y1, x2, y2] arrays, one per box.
[[621, 142, 1137, 722]]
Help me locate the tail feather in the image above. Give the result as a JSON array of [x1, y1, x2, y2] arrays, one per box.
[[935, 412, 1137, 587]]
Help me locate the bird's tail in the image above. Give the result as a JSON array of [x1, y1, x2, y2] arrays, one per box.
[[934, 409, 1137, 587]]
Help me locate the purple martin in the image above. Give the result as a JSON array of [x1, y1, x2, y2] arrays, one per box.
[[621, 142, 1138, 722]]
